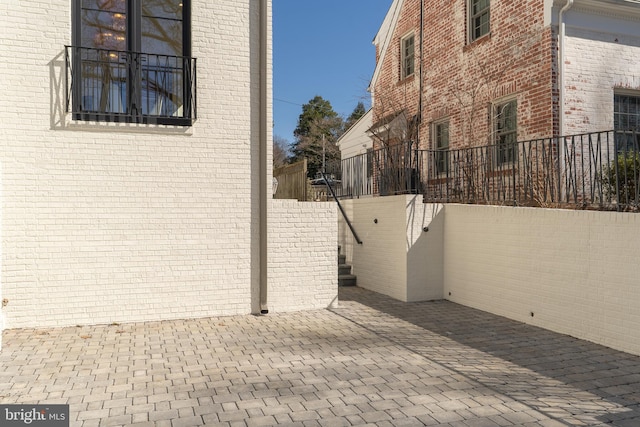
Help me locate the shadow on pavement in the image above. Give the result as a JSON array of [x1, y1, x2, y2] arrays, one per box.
[[336, 286, 640, 426]]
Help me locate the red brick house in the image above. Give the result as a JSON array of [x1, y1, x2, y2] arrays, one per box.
[[368, 0, 640, 156]]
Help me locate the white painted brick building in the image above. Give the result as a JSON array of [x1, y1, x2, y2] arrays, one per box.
[[0, 0, 337, 336], [562, 1, 640, 135]]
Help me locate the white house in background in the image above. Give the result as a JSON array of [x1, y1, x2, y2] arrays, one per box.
[[561, 0, 640, 137], [0, 0, 337, 340], [337, 109, 374, 159], [337, 109, 374, 198]]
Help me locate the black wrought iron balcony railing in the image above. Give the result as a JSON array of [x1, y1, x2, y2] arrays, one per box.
[[65, 46, 197, 126]]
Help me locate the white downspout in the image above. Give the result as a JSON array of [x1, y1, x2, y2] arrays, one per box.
[[557, 0, 574, 200], [558, 0, 574, 137], [259, 0, 269, 314]]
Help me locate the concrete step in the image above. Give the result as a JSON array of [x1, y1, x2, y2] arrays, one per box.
[[338, 247, 356, 287], [338, 264, 352, 275], [338, 274, 357, 287]]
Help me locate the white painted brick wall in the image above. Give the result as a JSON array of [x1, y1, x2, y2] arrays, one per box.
[[268, 200, 337, 312], [564, 16, 640, 134], [444, 205, 640, 356], [344, 197, 408, 301], [406, 200, 444, 302], [0, 1, 273, 328], [341, 196, 640, 356], [339, 196, 443, 302]]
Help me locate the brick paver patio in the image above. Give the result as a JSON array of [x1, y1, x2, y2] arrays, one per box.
[[1, 287, 640, 426]]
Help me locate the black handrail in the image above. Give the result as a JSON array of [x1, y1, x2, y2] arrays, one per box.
[[322, 173, 363, 245]]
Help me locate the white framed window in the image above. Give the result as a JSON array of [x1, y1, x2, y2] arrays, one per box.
[[468, 0, 490, 43], [614, 91, 640, 151], [432, 120, 450, 175], [493, 99, 517, 165], [401, 33, 415, 79]]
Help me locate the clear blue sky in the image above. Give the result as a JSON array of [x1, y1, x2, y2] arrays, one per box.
[[273, 0, 392, 144]]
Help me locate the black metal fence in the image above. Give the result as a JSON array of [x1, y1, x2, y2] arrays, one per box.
[[337, 130, 640, 211], [336, 143, 420, 199], [65, 46, 196, 126]]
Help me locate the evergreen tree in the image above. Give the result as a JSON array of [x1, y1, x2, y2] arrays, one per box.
[[344, 101, 367, 131], [291, 96, 343, 178]]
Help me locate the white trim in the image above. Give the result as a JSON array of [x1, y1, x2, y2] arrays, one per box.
[[337, 108, 373, 146], [492, 97, 518, 165], [431, 119, 450, 176], [467, 0, 491, 44], [400, 32, 415, 80], [573, 0, 640, 19], [614, 87, 640, 97], [369, 0, 405, 98]]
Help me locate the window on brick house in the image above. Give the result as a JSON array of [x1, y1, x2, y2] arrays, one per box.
[[494, 99, 517, 165], [401, 34, 415, 79], [614, 92, 640, 151], [68, 0, 195, 125], [432, 121, 450, 175], [468, 0, 490, 43]]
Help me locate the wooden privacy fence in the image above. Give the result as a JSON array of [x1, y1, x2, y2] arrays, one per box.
[[274, 159, 307, 201]]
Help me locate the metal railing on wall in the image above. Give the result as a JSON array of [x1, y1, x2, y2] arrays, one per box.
[[65, 46, 196, 126], [336, 143, 420, 199], [338, 130, 640, 212]]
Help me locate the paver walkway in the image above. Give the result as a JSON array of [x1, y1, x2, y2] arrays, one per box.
[[1, 287, 640, 426]]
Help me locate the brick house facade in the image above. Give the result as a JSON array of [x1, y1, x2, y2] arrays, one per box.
[[0, 1, 337, 336], [369, 0, 640, 152]]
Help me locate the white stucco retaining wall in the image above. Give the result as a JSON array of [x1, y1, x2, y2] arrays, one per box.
[[444, 204, 640, 356]]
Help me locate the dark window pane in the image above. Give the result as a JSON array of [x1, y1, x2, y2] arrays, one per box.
[[614, 94, 640, 132], [140, 54, 184, 117], [79, 50, 127, 113], [470, 0, 490, 41], [402, 35, 414, 78], [472, 0, 489, 16], [81, 9, 127, 50], [435, 122, 449, 174], [82, 0, 126, 13], [142, 0, 183, 20], [142, 16, 183, 56], [495, 100, 517, 164]]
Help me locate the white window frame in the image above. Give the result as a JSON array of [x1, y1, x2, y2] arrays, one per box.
[[432, 120, 450, 175], [614, 90, 640, 151], [468, 0, 490, 43], [493, 98, 517, 166], [400, 33, 415, 80]]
